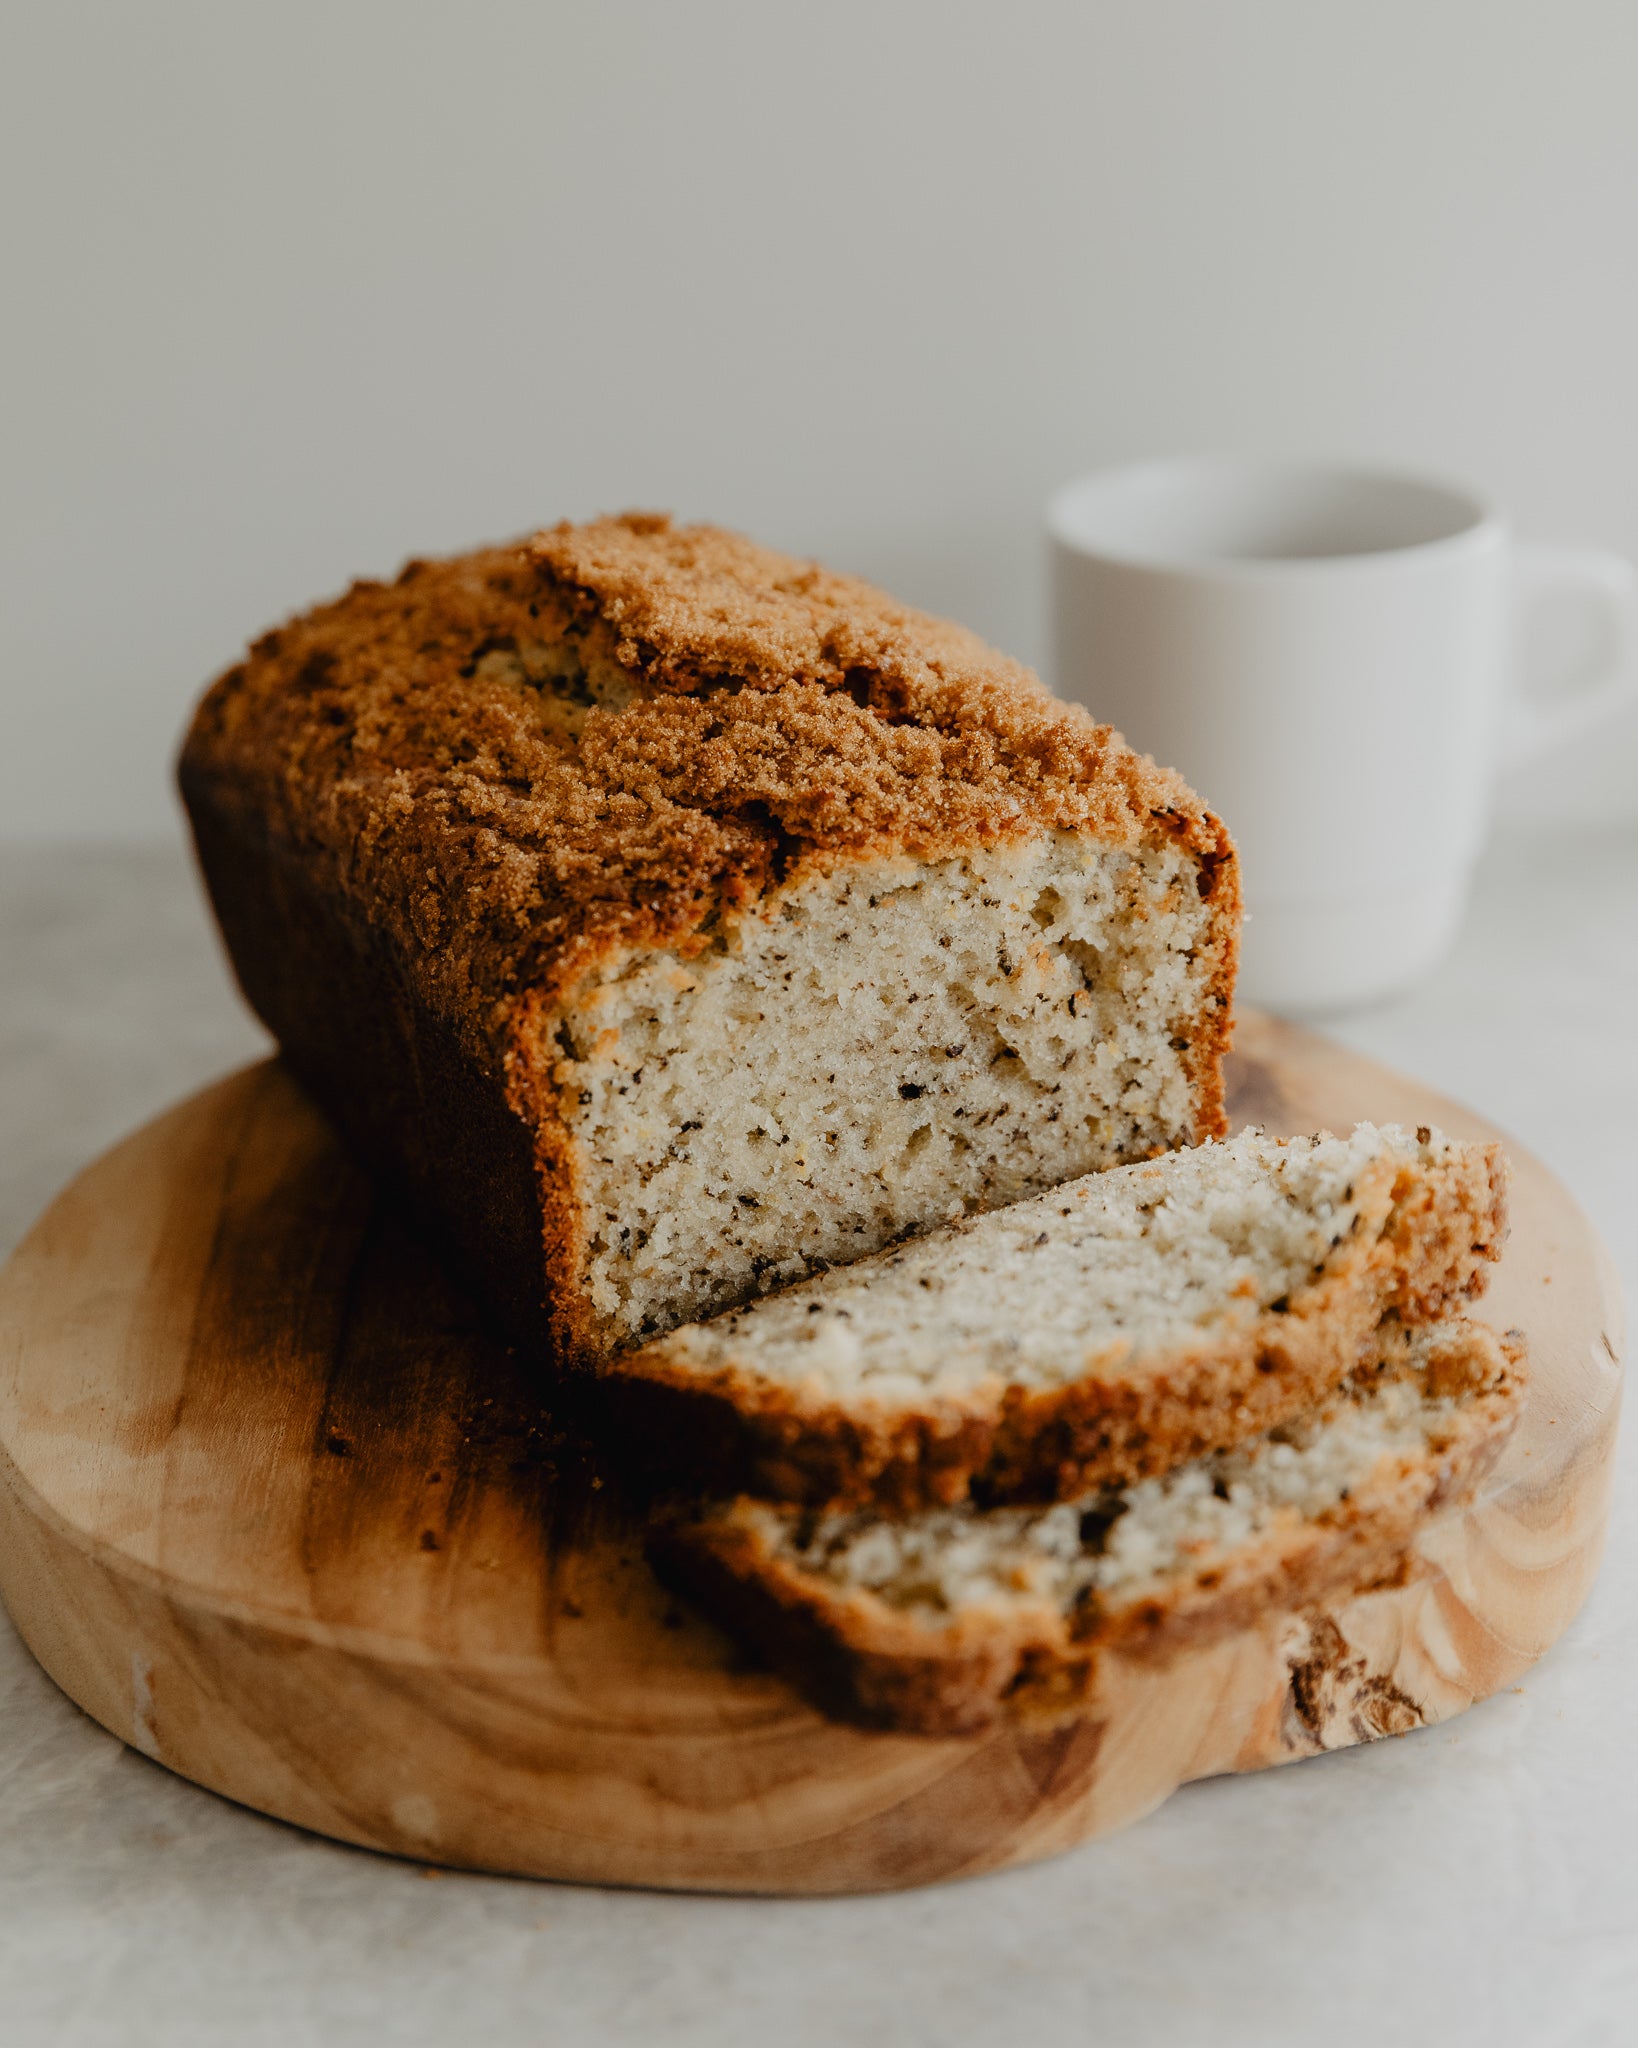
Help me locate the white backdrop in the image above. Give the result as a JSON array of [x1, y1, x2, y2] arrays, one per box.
[[3, 0, 1636, 841]]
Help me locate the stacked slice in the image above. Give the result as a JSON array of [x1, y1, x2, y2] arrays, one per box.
[[653, 1318, 1522, 1733], [605, 1123, 1524, 1733], [606, 1122, 1507, 1506]]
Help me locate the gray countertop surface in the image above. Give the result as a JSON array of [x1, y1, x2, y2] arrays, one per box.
[[1, 833, 1633, 2048]]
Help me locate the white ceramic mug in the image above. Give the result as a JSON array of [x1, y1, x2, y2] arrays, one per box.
[[1047, 458, 1638, 1013]]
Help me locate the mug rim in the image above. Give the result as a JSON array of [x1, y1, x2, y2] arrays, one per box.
[[1046, 456, 1501, 577]]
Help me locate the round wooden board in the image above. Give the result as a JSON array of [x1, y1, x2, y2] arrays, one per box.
[[0, 1014, 1623, 1895]]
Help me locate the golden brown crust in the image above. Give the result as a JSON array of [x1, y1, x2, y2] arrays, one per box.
[[184, 790, 573, 1356], [605, 1140, 1510, 1508], [181, 514, 1237, 1060], [180, 514, 1239, 1364], [650, 1322, 1525, 1736]]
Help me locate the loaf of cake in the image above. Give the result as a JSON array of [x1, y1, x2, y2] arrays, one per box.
[[604, 1122, 1507, 1508], [653, 1315, 1524, 1733], [180, 515, 1239, 1366]]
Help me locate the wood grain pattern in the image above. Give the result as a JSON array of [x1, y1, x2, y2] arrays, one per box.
[[0, 1013, 1623, 1894]]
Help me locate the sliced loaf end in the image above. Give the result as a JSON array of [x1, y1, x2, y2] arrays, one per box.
[[546, 833, 1235, 1359]]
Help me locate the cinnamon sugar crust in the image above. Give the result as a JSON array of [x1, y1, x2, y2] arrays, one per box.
[[184, 516, 1233, 1044]]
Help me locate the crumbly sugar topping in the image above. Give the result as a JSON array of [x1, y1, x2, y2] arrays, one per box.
[[180, 515, 1236, 1052]]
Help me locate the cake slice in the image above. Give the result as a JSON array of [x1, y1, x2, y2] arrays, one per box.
[[653, 1317, 1525, 1734], [603, 1123, 1507, 1508], [180, 514, 1238, 1368]]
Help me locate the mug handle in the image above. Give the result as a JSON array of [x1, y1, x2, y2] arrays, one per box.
[[1501, 542, 1638, 768]]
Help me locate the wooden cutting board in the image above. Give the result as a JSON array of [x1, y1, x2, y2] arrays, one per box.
[[0, 1014, 1622, 1894]]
